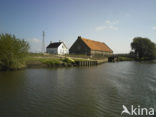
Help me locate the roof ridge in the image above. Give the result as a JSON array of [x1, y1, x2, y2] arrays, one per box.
[[81, 37, 101, 42]]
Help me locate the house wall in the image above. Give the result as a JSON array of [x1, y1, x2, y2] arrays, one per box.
[[58, 43, 69, 55], [46, 48, 58, 54], [69, 38, 90, 55], [47, 43, 68, 55]]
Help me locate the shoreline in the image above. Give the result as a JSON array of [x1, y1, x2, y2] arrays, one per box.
[[26, 58, 108, 68], [1, 54, 155, 71]]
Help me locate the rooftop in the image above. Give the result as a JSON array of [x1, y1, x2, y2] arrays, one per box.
[[47, 42, 62, 48], [79, 37, 113, 52]]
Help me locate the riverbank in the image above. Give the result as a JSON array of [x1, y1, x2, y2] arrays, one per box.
[[118, 56, 135, 61], [0, 53, 109, 70], [118, 56, 156, 62], [1, 53, 155, 71], [25, 53, 108, 68]]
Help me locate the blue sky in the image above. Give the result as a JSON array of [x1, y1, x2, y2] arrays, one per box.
[[0, 0, 156, 53]]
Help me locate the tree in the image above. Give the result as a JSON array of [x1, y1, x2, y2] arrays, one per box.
[[0, 33, 29, 70], [131, 37, 156, 60]]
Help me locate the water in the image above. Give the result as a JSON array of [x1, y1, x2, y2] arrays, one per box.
[[0, 61, 156, 117]]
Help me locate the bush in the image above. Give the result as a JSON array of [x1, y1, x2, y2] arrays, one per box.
[[0, 33, 29, 70], [62, 57, 75, 64]]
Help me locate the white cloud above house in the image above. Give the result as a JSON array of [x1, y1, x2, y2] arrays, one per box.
[[95, 20, 119, 31]]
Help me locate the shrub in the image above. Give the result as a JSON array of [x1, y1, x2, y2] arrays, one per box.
[[62, 57, 75, 63], [0, 33, 29, 70]]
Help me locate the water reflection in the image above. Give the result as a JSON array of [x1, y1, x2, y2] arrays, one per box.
[[0, 62, 156, 117]]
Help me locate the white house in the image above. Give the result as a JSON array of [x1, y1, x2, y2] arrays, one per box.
[[46, 41, 69, 55]]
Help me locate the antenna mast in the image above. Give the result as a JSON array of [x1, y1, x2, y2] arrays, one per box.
[[42, 31, 45, 53]]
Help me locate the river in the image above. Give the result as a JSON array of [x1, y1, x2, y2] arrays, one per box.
[[0, 61, 156, 117]]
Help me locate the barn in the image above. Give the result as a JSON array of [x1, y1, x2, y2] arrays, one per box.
[[46, 41, 68, 55], [69, 36, 113, 56]]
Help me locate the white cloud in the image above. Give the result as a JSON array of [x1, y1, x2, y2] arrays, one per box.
[[27, 38, 42, 53], [152, 26, 156, 30], [105, 20, 119, 25], [105, 20, 111, 24], [96, 20, 119, 32], [95, 26, 107, 31]]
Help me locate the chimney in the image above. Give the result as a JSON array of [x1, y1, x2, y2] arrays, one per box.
[[50, 41, 52, 43], [78, 36, 81, 39]]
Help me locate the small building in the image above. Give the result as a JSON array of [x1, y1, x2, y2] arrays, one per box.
[[46, 41, 68, 55], [69, 36, 113, 56]]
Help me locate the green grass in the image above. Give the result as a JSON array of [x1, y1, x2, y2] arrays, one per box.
[[62, 57, 75, 63], [40, 58, 61, 65], [24, 53, 106, 68], [25, 53, 104, 66], [118, 56, 134, 61], [74, 58, 94, 62], [25, 56, 77, 67]]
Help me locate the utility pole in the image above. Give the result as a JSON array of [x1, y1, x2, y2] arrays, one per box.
[[42, 31, 45, 53]]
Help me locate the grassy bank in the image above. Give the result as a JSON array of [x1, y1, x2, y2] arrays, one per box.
[[25, 53, 95, 68], [26, 57, 74, 67], [118, 56, 135, 61], [1, 52, 144, 70], [0, 52, 106, 70], [118, 56, 156, 62]]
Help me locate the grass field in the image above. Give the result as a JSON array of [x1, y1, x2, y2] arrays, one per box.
[[25, 53, 96, 67]]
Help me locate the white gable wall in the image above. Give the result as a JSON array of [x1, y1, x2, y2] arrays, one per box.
[[58, 43, 69, 55], [46, 43, 68, 55]]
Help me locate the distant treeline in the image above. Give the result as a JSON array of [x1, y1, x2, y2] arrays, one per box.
[[130, 37, 156, 60]]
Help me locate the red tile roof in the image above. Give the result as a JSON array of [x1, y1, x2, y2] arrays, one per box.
[[80, 37, 113, 52]]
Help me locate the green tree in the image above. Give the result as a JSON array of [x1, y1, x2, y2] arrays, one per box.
[[131, 37, 156, 60], [0, 33, 29, 70]]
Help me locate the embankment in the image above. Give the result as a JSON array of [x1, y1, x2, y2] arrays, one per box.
[[26, 56, 108, 68]]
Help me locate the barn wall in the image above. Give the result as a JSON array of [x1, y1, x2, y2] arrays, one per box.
[[69, 38, 90, 55], [69, 37, 113, 56], [91, 50, 113, 56]]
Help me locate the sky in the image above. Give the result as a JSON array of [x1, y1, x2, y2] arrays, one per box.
[[0, 0, 156, 53]]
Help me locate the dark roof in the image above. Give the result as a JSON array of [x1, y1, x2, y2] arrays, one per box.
[[80, 37, 113, 52], [47, 42, 62, 48]]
